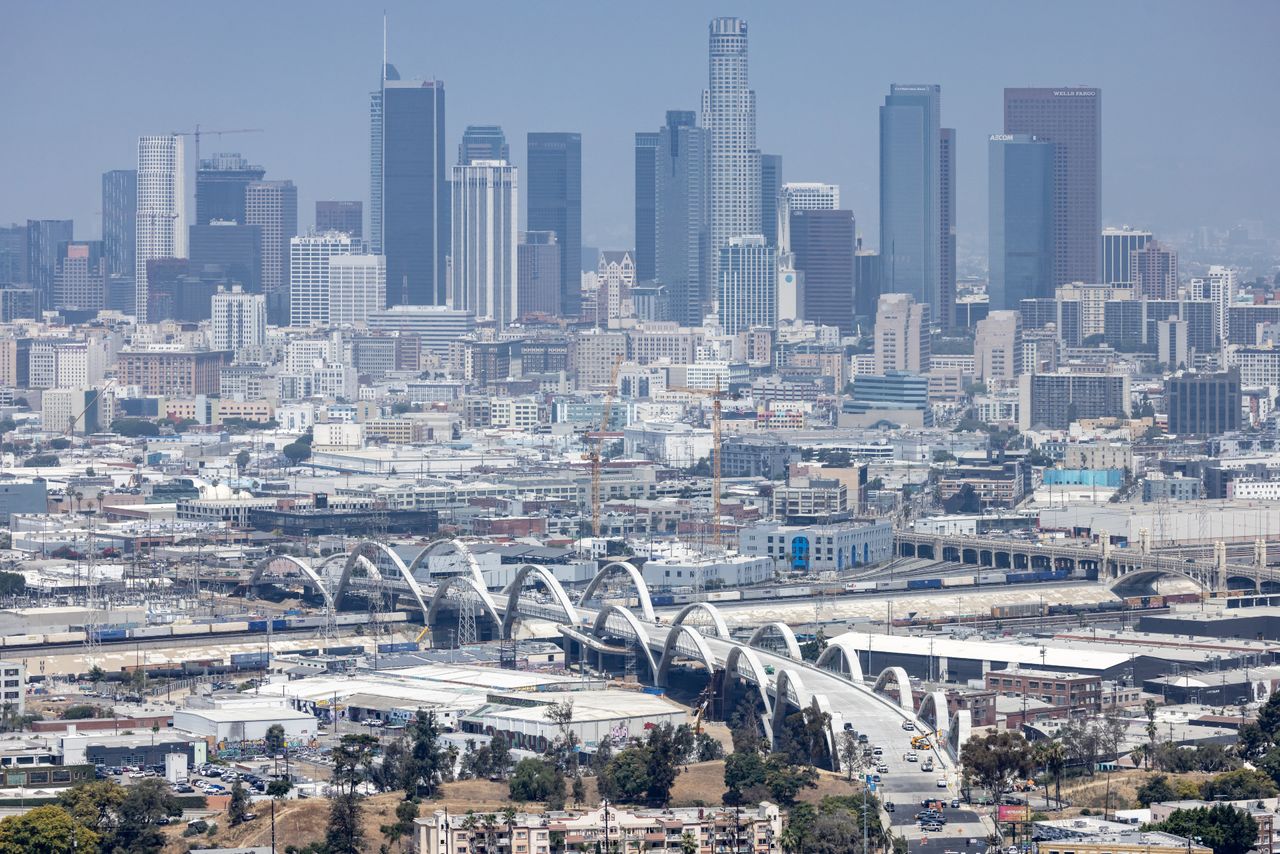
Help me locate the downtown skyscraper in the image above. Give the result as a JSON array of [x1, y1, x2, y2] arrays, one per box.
[[371, 59, 448, 307], [452, 160, 519, 328], [988, 134, 1055, 311], [101, 169, 136, 278], [459, 125, 509, 165], [703, 17, 761, 296], [195, 153, 265, 226], [653, 110, 709, 326], [879, 84, 943, 322], [1004, 87, 1102, 288], [135, 134, 186, 322], [245, 180, 297, 325], [527, 132, 582, 318]]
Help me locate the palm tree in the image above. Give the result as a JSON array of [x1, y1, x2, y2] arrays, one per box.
[[502, 806, 518, 854], [1044, 741, 1067, 804], [679, 832, 698, 854]]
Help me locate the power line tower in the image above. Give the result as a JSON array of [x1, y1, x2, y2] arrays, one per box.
[[456, 588, 478, 648]]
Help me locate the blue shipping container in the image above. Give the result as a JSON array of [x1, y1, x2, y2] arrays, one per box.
[[247, 620, 268, 632], [907, 578, 943, 591]]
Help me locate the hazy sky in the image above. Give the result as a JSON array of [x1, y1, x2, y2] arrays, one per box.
[[3, 0, 1277, 258]]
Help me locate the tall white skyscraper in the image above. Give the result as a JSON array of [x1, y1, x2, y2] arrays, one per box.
[[211, 284, 266, 357], [702, 17, 760, 298], [777, 182, 840, 254], [450, 160, 518, 327], [135, 134, 186, 321], [717, 235, 775, 334], [289, 232, 358, 326], [329, 255, 387, 326]]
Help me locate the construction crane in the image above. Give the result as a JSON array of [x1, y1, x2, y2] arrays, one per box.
[[667, 379, 725, 546], [589, 358, 625, 538], [169, 125, 264, 167], [66, 377, 116, 436]]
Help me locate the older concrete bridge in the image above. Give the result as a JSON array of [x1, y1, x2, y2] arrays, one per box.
[[892, 531, 1271, 593]]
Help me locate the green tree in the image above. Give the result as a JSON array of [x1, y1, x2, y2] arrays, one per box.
[[56, 780, 125, 835], [1136, 774, 1177, 806], [325, 791, 365, 854], [0, 804, 99, 854], [960, 730, 1034, 801], [1146, 804, 1257, 854], [267, 779, 292, 799], [598, 748, 651, 804], [283, 441, 312, 463], [61, 704, 98, 720], [229, 780, 249, 826], [763, 753, 818, 806], [111, 778, 183, 853], [571, 774, 586, 807], [509, 758, 561, 802], [1201, 768, 1278, 801], [235, 449, 251, 474], [110, 418, 161, 437], [264, 722, 287, 756], [401, 710, 447, 798], [799, 627, 828, 662], [643, 723, 685, 805], [0, 572, 25, 596], [23, 454, 59, 467], [723, 750, 767, 804], [380, 798, 419, 852]]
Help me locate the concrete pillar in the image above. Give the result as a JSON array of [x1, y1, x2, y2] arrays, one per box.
[[937, 656, 950, 682], [1257, 538, 1268, 571], [1139, 528, 1151, 554]]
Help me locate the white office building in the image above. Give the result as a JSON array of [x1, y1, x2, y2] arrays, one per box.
[[717, 236, 776, 334], [703, 17, 760, 292], [367, 305, 476, 356], [450, 160, 518, 327], [289, 232, 358, 326], [329, 254, 386, 326], [211, 285, 266, 356], [135, 134, 186, 321]]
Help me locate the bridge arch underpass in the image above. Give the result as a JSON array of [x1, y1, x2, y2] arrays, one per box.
[[1108, 567, 1212, 595], [501, 563, 579, 638], [588, 605, 658, 677], [770, 668, 837, 771], [408, 537, 486, 587], [250, 555, 336, 613], [814, 636, 866, 682], [336, 540, 434, 624], [872, 666, 914, 712], [747, 622, 802, 661], [426, 574, 503, 645], [721, 646, 775, 749], [578, 561, 656, 623], [656, 623, 718, 691], [916, 690, 951, 740], [669, 602, 730, 639]]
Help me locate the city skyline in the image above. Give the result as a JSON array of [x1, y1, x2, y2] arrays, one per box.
[[3, 1, 1277, 261]]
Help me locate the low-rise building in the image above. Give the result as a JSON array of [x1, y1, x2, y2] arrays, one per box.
[[738, 519, 892, 572], [414, 802, 782, 854]]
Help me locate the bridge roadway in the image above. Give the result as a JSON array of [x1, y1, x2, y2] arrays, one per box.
[[559, 603, 961, 824]]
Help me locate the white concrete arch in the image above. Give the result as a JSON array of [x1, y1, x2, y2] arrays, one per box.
[[578, 561, 656, 622], [947, 709, 973, 759], [408, 537, 485, 586], [770, 668, 837, 769], [670, 601, 730, 639], [722, 645, 775, 749], [917, 690, 951, 739], [344, 540, 433, 624], [591, 605, 659, 675], [250, 555, 335, 613], [656, 623, 718, 688], [872, 666, 914, 712], [815, 635, 866, 682], [426, 573, 503, 634], [747, 622, 802, 661], [502, 563, 579, 637]]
